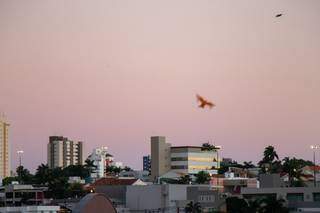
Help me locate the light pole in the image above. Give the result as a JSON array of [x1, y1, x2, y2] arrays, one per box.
[[214, 145, 222, 189], [310, 145, 319, 187], [17, 150, 24, 167]]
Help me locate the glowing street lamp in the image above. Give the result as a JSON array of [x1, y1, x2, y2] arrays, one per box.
[[17, 150, 24, 167], [310, 145, 319, 187]]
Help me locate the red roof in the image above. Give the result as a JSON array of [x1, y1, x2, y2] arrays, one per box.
[[308, 166, 320, 171], [93, 178, 138, 186]]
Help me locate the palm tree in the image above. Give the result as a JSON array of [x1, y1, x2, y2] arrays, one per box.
[[282, 157, 304, 187], [259, 146, 280, 173], [84, 158, 97, 175], [34, 164, 51, 185], [185, 201, 202, 213]]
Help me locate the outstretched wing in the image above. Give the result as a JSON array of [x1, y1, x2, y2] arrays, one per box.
[[196, 94, 205, 103], [206, 101, 215, 108]]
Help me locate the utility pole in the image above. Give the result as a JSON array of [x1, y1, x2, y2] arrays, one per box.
[[310, 145, 319, 187]]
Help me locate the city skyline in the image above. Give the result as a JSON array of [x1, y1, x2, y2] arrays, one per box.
[[1, 0, 320, 171]]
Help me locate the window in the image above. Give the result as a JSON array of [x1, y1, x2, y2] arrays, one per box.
[[171, 165, 187, 169], [171, 157, 188, 161], [313, 193, 320, 202], [287, 193, 304, 202]]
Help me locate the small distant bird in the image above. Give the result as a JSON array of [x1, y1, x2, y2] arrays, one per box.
[[196, 94, 215, 109], [275, 13, 283, 18]]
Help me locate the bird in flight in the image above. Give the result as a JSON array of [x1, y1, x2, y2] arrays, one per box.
[[196, 94, 215, 109], [275, 13, 283, 18]]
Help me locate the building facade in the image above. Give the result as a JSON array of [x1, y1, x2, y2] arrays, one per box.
[[143, 155, 151, 171], [150, 136, 221, 180], [47, 136, 83, 168], [0, 118, 10, 178], [88, 146, 109, 178], [150, 136, 171, 180], [171, 146, 219, 175]]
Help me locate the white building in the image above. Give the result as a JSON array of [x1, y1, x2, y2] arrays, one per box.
[[88, 147, 109, 178]]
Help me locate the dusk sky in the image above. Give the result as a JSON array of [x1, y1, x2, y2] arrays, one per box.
[[1, 0, 320, 171]]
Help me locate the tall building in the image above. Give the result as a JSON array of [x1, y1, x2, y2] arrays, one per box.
[[143, 155, 151, 171], [47, 136, 83, 169], [150, 136, 221, 180], [88, 146, 109, 178], [0, 118, 10, 178], [150, 136, 171, 180]]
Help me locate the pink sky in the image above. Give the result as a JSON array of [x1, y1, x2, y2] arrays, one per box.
[[1, 0, 320, 171]]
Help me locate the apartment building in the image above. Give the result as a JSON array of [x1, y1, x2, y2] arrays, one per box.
[[150, 136, 221, 180], [47, 136, 83, 168], [0, 118, 10, 178]]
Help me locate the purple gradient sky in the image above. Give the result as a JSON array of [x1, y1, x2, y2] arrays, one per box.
[[1, 0, 320, 171]]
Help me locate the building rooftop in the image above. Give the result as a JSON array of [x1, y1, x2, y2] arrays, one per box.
[[92, 178, 140, 186]]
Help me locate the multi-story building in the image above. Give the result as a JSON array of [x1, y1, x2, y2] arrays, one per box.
[[150, 136, 221, 180], [143, 155, 151, 171], [88, 146, 109, 178], [0, 118, 10, 178], [150, 136, 171, 181], [47, 136, 83, 169], [171, 146, 219, 175]]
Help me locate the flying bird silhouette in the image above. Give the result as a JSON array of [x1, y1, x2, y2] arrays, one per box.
[[196, 94, 215, 109], [275, 14, 283, 17]]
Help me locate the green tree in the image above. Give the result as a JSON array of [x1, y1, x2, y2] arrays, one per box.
[[34, 164, 51, 185], [195, 171, 211, 184], [63, 165, 89, 178], [84, 158, 97, 176], [282, 157, 305, 187], [226, 197, 249, 213], [178, 175, 192, 184], [2, 176, 19, 186], [47, 167, 69, 199], [185, 201, 202, 213], [16, 166, 33, 184], [122, 166, 132, 172], [106, 165, 121, 174], [68, 182, 86, 198]]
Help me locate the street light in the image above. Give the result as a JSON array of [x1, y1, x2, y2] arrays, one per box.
[[310, 145, 319, 187], [17, 150, 24, 167]]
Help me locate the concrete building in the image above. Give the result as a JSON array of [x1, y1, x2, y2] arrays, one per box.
[[126, 184, 226, 212], [47, 136, 83, 169], [88, 146, 109, 178], [242, 187, 320, 211], [0, 118, 10, 178], [150, 136, 221, 180], [143, 155, 151, 171], [151, 136, 171, 180], [0, 184, 48, 206], [170, 146, 219, 175]]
